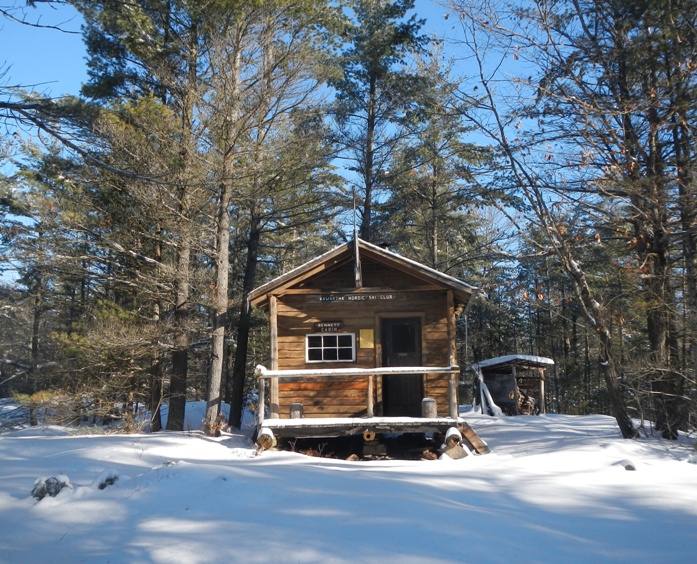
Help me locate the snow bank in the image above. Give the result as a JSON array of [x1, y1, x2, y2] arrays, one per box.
[[0, 412, 695, 563]]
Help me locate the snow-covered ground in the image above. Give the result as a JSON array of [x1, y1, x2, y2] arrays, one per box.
[[1, 404, 696, 563]]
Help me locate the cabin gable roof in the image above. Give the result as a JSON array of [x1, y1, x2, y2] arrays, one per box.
[[249, 238, 478, 311]]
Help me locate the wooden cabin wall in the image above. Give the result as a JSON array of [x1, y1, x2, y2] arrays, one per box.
[[274, 289, 454, 418], [278, 376, 369, 418], [296, 256, 433, 291]]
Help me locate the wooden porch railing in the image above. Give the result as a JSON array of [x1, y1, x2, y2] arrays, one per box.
[[255, 364, 461, 425]]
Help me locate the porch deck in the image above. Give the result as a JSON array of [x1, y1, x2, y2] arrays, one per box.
[[254, 364, 491, 454], [255, 364, 461, 422], [259, 415, 464, 439]]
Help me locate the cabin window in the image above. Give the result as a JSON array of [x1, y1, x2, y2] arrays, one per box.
[[306, 333, 356, 363]]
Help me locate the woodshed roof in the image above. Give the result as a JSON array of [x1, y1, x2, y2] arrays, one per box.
[[469, 355, 555, 373]]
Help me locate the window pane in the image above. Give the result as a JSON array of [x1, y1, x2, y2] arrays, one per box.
[[306, 333, 355, 363]]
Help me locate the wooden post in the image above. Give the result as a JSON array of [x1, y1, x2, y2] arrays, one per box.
[[447, 291, 458, 419], [367, 375, 374, 417], [539, 368, 546, 414], [269, 296, 278, 370], [269, 295, 279, 418], [256, 366, 265, 426], [446, 291, 456, 366], [448, 371, 458, 419], [422, 397, 437, 418], [511, 365, 519, 415]]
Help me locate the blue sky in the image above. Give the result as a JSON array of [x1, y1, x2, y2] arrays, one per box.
[[0, 1, 452, 99], [0, 2, 86, 97]]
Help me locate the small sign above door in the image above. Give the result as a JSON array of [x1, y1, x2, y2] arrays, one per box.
[[314, 321, 344, 332], [307, 293, 404, 303]]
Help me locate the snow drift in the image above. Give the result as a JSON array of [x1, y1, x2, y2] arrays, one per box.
[[0, 406, 695, 563]]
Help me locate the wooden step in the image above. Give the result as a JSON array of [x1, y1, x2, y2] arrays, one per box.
[[458, 422, 490, 454]]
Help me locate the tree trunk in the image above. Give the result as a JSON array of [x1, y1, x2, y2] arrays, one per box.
[[166, 23, 198, 432], [205, 178, 233, 433], [204, 39, 241, 433], [644, 227, 685, 439], [597, 330, 636, 438], [229, 220, 261, 429], [29, 277, 42, 427], [360, 75, 377, 242], [675, 109, 696, 434], [563, 249, 637, 438], [166, 187, 192, 431], [149, 357, 163, 432], [149, 231, 164, 433], [630, 113, 685, 439]]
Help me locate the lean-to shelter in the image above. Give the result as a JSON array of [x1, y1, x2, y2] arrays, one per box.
[[248, 238, 486, 447], [469, 355, 554, 416]]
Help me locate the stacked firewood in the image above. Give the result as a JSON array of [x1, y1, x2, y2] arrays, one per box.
[[517, 389, 536, 415]]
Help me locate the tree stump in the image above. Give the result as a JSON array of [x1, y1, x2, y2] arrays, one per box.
[[441, 427, 468, 459], [442, 443, 468, 459], [255, 427, 277, 455], [445, 427, 462, 448], [205, 414, 228, 437]]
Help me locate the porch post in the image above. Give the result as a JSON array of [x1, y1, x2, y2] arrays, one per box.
[[269, 295, 279, 418], [449, 371, 458, 419], [256, 366, 265, 426]]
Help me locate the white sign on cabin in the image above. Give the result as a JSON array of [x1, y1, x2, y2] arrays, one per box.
[[307, 293, 403, 303], [314, 321, 343, 332]]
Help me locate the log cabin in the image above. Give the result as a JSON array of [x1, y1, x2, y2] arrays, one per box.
[[248, 238, 489, 454]]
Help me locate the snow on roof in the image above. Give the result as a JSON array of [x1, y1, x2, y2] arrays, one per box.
[[469, 355, 555, 370]]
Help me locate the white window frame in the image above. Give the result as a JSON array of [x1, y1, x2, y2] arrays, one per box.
[[306, 333, 356, 363]]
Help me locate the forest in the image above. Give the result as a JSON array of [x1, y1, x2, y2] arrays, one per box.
[[0, 0, 695, 440]]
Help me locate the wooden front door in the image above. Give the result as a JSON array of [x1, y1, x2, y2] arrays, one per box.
[[381, 318, 422, 416]]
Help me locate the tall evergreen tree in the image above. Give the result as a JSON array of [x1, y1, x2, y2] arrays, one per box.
[[201, 0, 339, 430], [377, 51, 488, 270], [332, 0, 428, 241], [73, 0, 210, 430]]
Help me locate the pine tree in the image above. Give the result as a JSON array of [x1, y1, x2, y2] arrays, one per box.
[[376, 50, 489, 271], [73, 0, 210, 430], [332, 0, 428, 241]]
